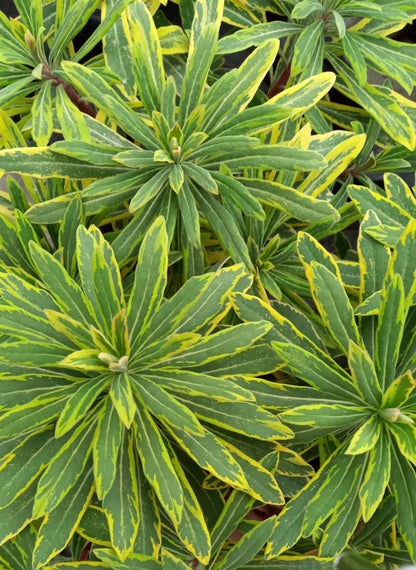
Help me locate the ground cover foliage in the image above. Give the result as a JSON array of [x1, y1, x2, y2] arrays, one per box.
[[0, 0, 416, 568]]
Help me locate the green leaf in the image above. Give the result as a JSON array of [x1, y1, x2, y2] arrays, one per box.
[[302, 451, 364, 536], [134, 463, 161, 557], [202, 40, 280, 133], [214, 516, 276, 570], [306, 261, 361, 355], [13, 0, 42, 36], [329, 55, 416, 150], [132, 375, 203, 435], [292, 20, 324, 77], [348, 341, 382, 407], [31, 81, 53, 146], [346, 416, 381, 455], [109, 374, 136, 429], [193, 186, 253, 269], [143, 369, 253, 402], [271, 342, 361, 404], [101, 0, 135, 95], [164, 421, 247, 490], [76, 225, 123, 335], [216, 21, 302, 54], [130, 169, 169, 212], [127, 216, 168, 350], [56, 377, 110, 437], [33, 418, 95, 518], [342, 31, 367, 85], [134, 405, 183, 526], [58, 193, 85, 277], [359, 429, 390, 521], [241, 178, 338, 223], [179, 24, 217, 124], [33, 466, 94, 570], [0, 480, 36, 546], [49, 0, 99, 63], [388, 423, 416, 464], [73, 0, 134, 64], [375, 274, 405, 391], [130, 1, 164, 113], [0, 147, 125, 180], [0, 427, 57, 509], [169, 451, 211, 564], [281, 404, 368, 430], [390, 442, 416, 560], [59, 62, 160, 149], [102, 432, 139, 561]]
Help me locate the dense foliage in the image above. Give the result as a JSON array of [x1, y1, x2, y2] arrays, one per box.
[[0, 0, 416, 568]]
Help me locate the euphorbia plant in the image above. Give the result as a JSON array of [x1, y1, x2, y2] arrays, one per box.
[[0, 0, 416, 568]]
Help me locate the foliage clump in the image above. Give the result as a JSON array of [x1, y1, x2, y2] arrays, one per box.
[[0, 0, 416, 568]]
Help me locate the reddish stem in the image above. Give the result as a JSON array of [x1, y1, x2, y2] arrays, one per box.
[[267, 62, 292, 98], [79, 541, 92, 561]]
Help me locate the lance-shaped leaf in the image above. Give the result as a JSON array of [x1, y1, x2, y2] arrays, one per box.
[[31, 81, 53, 147], [102, 432, 140, 561], [216, 21, 302, 54], [163, 421, 247, 490], [193, 186, 253, 269], [29, 242, 95, 328], [304, 261, 361, 356], [32, 465, 94, 570], [56, 376, 110, 437], [33, 418, 95, 518], [281, 404, 369, 431], [268, 72, 335, 116], [241, 178, 339, 223], [297, 133, 366, 198], [388, 423, 416, 465], [214, 516, 277, 570], [390, 442, 416, 560], [77, 225, 124, 337], [390, 219, 416, 311], [143, 369, 253, 402], [163, 321, 272, 368], [328, 55, 415, 150], [0, 427, 60, 509], [93, 399, 123, 500], [134, 461, 161, 557], [130, 1, 164, 113], [359, 429, 391, 522], [132, 374, 204, 435], [59, 62, 160, 149], [202, 40, 280, 134], [346, 415, 381, 455], [142, 264, 251, 346], [133, 405, 183, 526], [110, 374, 137, 429], [179, 23, 218, 124], [302, 451, 365, 536], [0, 387, 76, 438], [375, 274, 405, 391], [0, 147, 126, 180], [168, 449, 211, 564], [0, 479, 36, 546], [175, 392, 293, 441], [55, 84, 92, 143], [272, 342, 362, 404], [348, 341, 383, 407]]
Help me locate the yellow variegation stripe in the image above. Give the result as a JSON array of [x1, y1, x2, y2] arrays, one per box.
[[102, 432, 140, 561], [134, 405, 184, 526], [298, 134, 366, 198], [268, 72, 335, 116], [346, 416, 381, 455], [33, 466, 95, 570]]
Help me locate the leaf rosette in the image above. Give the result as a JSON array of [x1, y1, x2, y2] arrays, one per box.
[[0, 217, 292, 566]]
